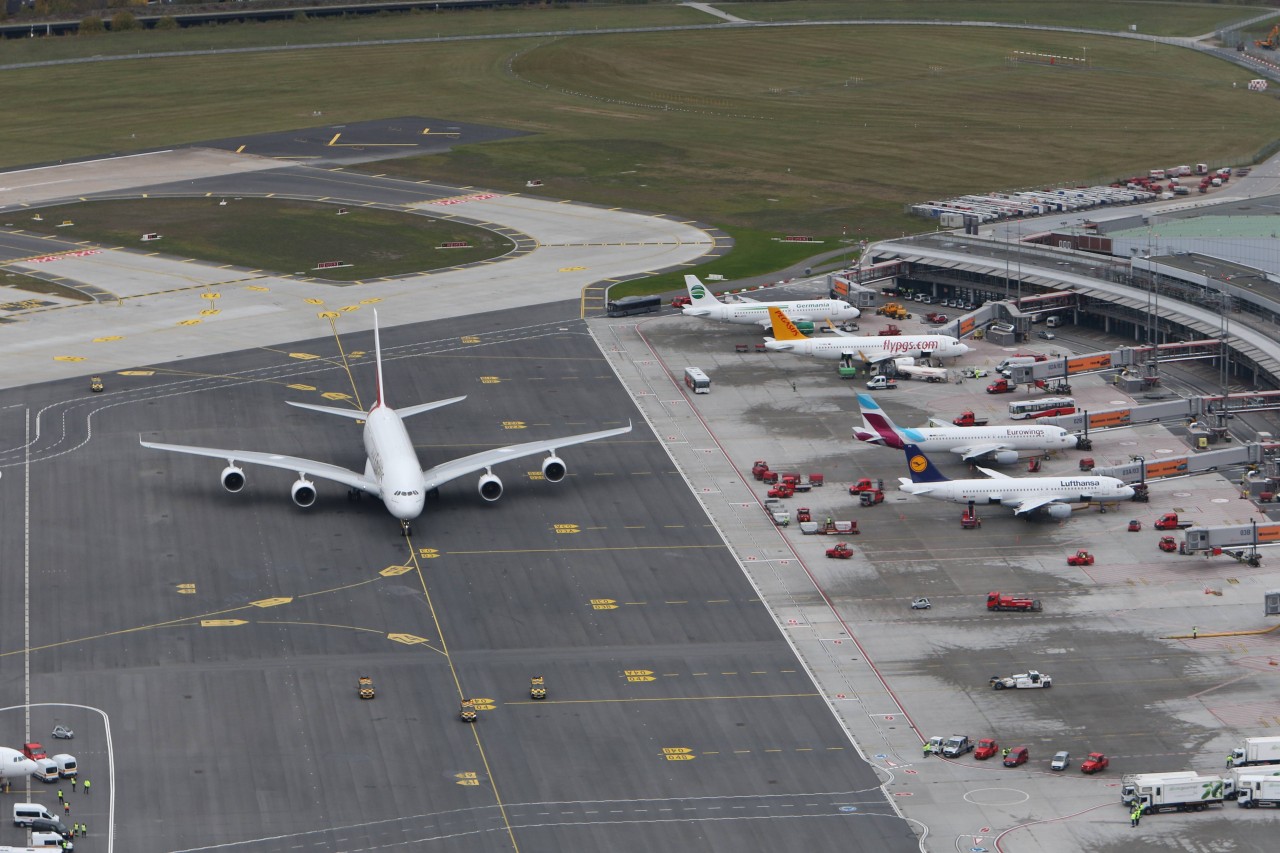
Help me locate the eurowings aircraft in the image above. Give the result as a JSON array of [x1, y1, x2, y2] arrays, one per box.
[[681, 275, 859, 326], [141, 315, 632, 534], [897, 442, 1133, 519], [853, 392, 1077, 464], [764, 307, 969, 363]]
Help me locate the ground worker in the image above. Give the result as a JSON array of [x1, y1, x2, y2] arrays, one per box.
[[1227, 753, 1235, 769], [71, 777, 76, 791], [57, 789, 63, 802], [1130, 804, 1142, 827], [83, 779, 90, 794], [1002, 747, 1011, 759]]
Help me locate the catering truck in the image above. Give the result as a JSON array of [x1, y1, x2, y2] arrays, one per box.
[[1121, 772, 1226, 814], [1229, 736, 1280, 768], [1235, 774, 1280, 808]]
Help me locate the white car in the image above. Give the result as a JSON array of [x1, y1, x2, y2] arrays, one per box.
[[990, 670, 1052, 690], [1051, 750, 1071, 770]]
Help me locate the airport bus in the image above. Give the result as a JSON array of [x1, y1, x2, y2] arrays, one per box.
[[607, 295, 662, 317], [683, 367, 711, 394], [1008, 397, 1076, 420]]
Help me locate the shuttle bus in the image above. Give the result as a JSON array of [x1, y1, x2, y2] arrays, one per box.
[[683, 367, 711, 394], [1008, 397, 1076, 420], [607, 295, 662, 317]]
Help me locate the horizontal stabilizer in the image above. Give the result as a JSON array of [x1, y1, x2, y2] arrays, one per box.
[[395, 395, 468, 419], [286, 401, 368, 420], [974, 465, 1014, 480]]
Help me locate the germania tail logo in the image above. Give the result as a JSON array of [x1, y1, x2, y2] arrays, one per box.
[[691, 284, 706, 299], [909, 455, 928, 474]]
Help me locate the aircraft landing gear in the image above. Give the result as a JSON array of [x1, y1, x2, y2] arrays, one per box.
[[348, 488, 363, 502], [401, 519, 412, 537]]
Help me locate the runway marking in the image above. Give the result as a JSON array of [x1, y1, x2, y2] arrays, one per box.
[[449, 544, 725, 556], [504, 692, 820, 707], [326, 315, 367, 411]]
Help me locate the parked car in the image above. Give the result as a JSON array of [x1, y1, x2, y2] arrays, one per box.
[[1037, 330, 1056, 340], [1051, 750, 1071, 770], [1003, 746, 1029, 767]]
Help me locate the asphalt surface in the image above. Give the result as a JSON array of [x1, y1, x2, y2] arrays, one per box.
[[0, 299, 916, 852]]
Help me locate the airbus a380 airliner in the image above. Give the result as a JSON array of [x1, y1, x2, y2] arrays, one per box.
[[853, 392, 1077, 464], [142, 315, 632, 535], [680, 274, 860, 327]]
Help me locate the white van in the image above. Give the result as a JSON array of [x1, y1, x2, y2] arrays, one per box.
[[683, 367, 710, 394], [1045, 315, 1062, 328], [31, 831, 70, 849], [31, 758, 58, 783], [13, 802, 54, 826], [51, 755, 76, 778]]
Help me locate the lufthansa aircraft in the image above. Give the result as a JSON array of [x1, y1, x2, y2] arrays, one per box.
[[897, 443, 1133, 519], [142, 315, 632, 534], [681, 275, 860, 326], [853, 392, 1077, 464], [764, 307, 970, 363]]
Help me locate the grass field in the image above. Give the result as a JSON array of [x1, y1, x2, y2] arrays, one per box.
[[1, 272, 92, 303], [17, 199, 511, 281], [5, 5, 1280, 287]]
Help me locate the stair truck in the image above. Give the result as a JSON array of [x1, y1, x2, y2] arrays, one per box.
[[1121, 772, 1226, 814]]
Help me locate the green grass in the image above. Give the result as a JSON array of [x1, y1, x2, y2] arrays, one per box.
[[723, 1, 1274, 37], [5, 13, 1280, 287], [0, 272, 93, 303], [17, 199, 511, 281]]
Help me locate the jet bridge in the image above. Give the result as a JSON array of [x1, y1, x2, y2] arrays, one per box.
[[1089, 443, 1269, 483], [1006, 340, 1224, 387], [1041, 397, 1200, 431]]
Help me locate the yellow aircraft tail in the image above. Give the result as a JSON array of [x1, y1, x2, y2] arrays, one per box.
[[767, 306, 807, 341]]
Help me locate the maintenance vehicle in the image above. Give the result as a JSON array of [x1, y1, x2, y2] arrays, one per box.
[[1081, 752, 1110, 774], [974, 738, 999, 760], [986, 592, 1042, 612], [530, 676, 547, 700], [1066, 549, 1094, 567], [990, 670, 1052, 689], [358, 675, 375, 699], [942, 736, 974, 758], [1236, 774, 1280, 808], [825, 542, 854, 559], [1051, 751, 1071, 770], [1155, 512, 1194, 530], [866, 376, 899, 390], [1003, 746, 1030, 767], [1122, 772, 1226, 814], [951, 411, 989, 427]]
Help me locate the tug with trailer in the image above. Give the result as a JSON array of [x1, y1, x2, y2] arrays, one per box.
[[986, 378, 1016, 394], [986, 592, 1042, 612], [1229, 736, 1280, 768], [1122, 772, 1226, 814], [989, 670, 1051, 689]]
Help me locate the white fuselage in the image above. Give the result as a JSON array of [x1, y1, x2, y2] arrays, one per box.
[[686, 300, 859, 326], [767, 334, 970, 362], [902, 426, 1076, 456], [905, 476, 1132, 507], [362, 405, 425, 520], [0, 747, 38, 780]]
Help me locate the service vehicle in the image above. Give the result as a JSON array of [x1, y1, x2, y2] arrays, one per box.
[[1037, 330, 1056, 340], [975, 738, 999, 760], [1127, 519, 1142, 532], [865, 376, 899, 390], [923, 735, 945, 755], [1081, 752, 1110, 774], [1158, 535, 1179, 552], [358, 675, 375, 699], [962, 367, 989, 378], [1008, 397, 1076, 420], [32, 830, 71, 849], [751, 460, 770, 480], [31, 758, 57, 783], [986, 592, 1042, 612], [825, 542, 854, 559], [51, 755, 75, 778], [877, 324, 903, 336], [942, 736, 974, 758], [670, 295, 692, 308], [1066, 549, 1094, 567], [1155, 512, 1194, 530], [1051, 750, 1071, 770], [910, 597, 931, 610], [858, 488, 885, 507], [961, 509, 981, 529], [530, 676, 547, 700], [1004, 746, 1029, 767], [1122, 772, 1225, 813], [925, 312, 949, 324], [766, 483, 795, 499], [1235, 774, 1280, 808], [607, 295, 662, 317], [951, 411, 989, 427], [89, 376, 103, 392], [796, 507, 811, 523], [986, 378, 1016, 394], [990, 670, 1052, 689], [1230, 736, 1280, 767], [21, 744, 46, 761], [848, 477, 880, 495], [683, 367, 711, 394]]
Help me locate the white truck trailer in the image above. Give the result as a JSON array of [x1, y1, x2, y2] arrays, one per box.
[[1229, 735, 1280, 768], [1121, 772, 1226, 814], [1236, 774, 1280, 808]]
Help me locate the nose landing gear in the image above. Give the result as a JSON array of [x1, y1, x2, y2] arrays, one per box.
[[401, 519, 412, 537]]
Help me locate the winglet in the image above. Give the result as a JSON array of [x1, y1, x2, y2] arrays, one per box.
[[767, 306, 807, 341], [372, 310, 386, 411], [902, 442, 949, 484]]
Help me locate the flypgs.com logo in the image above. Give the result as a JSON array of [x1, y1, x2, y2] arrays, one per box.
[[909, 455, 928, 473], [691, 284, 707, 299], [884, 339, 939, 353]]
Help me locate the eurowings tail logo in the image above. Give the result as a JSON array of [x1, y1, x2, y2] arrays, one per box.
[[767, 306, 806, 341]]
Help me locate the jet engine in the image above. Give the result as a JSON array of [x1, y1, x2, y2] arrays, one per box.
[[478, 471, 503, 502], [291, 477, 317, 508], [1046, 503, 1073, 519], [542, 455, 567, 483], [221, 464, 246, 493], [992, 450, 1019, 466]]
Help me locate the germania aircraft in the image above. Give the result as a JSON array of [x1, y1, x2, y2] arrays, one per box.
[[0, 748, 37, 781], [141, 315, 632, 535], [764, 306, 970, 363], [897, 442, 1134, 519], [853, 392, 1077, 464], [681, 275, 860, 326]]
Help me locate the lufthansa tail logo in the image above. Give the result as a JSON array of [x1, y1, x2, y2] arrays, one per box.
[[691, 284, 706, 299], [909, 455, 928, 473]]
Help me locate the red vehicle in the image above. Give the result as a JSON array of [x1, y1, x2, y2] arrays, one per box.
[[1066, 549, 1094, 567], [751, 460, 770, 481], [925, 312, 949, 324], [1155, 512, 1193, 530], [878, 324, 902, 336], [952, 411, 989, 427], [859, 489, 884, 507], [849, 477, 879, 495], [1081, 752, 1109, 774], [1003, 746, 1029, 767], [975, 738, 999, 760], [22, 743, 46, 761], [671, 295, 692, 308], [986, 378, 1016, 394], [961, 510, 982, 529], [986, 592, 1042, 612], [826, 542, 854, 559], [796, 507, 812, 523], [1127, 519, 1142, 532], [1158, 536, 1179, 552], [767, 483, 794, 499]]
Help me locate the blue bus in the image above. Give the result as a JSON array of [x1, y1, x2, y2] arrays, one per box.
[[607, 295, 662, 317]]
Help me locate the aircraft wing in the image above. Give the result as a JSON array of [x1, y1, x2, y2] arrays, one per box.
[[1011, 494, 1063, 515], [139, 439, 378, 495], [973, 465, 1015, 479], [824, 320, 855, 337], [858, 349, 897, 364], [955, 444, 1008, 462], [421, 424, 632, 491]]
